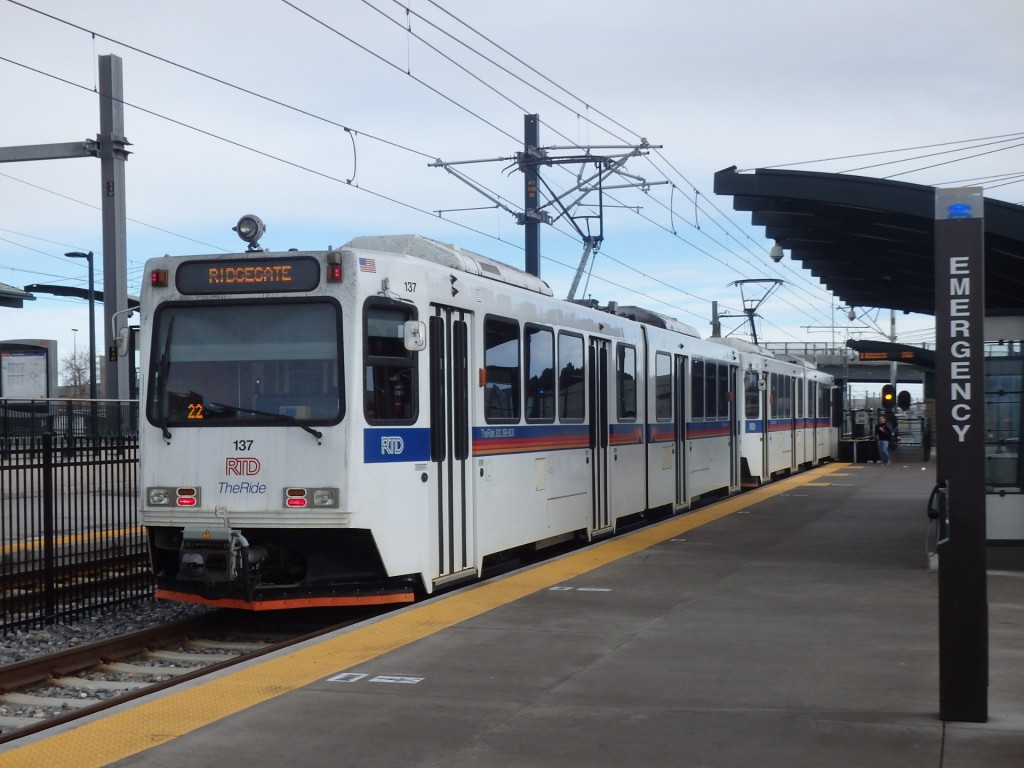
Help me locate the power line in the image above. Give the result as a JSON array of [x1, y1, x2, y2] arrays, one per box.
[[5, 0, 835, 333], [0, 170, 230, 254], [4, 2, 941, 342], [382, 2, 835, 325], [757, 131, 1024, 172], [5, 0, 439, 161], [280, 0, 518, 143]]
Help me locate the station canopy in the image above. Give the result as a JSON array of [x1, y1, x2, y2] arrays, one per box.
[[713, 167, 1024, 317], [0, 281, 34, 309]]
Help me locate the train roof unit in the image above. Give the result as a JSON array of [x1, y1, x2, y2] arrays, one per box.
[[345, 235, 553, 297], [707, 336, 773, 356]]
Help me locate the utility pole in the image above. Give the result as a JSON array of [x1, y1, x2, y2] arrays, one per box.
[[889, 308, 897, 397], [0, 54, 131, 400], [430, 113, 663, 286], [522, 114, 543, 278], [98, 55, 131, 401]]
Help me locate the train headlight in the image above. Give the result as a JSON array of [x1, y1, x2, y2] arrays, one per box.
[[233, 214, 265, 251], [148, 487, 171, 506], [313, 488, 337, 507]]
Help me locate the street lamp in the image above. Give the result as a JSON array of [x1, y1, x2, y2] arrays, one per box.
[[66, 251, 96, 400]]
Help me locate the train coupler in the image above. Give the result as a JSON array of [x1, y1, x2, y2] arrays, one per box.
[[177, 527, 265, 583]]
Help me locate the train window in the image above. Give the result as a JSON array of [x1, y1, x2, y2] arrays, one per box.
[[704, 361, 718, 421], [147, 299, 342, 429], [655, 352, 672, 420], [768, 372, 779, 419], [616, 344, 637, 420], [691, 359, 705, 419], [363, 301, 417, 424], [484, 316, 520, 422], [985, 343, 1023, 490], [557, 332, 585, 422], [744, 371, 760, 419], [525, 325, 555, 423], [717, 364, 730, 419], [796, 379, 804, 419]]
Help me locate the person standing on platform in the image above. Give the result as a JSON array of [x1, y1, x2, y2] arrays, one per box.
[[875, 414, 893, 465]]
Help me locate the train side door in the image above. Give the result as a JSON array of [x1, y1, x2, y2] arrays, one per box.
[[730, 364, 740, 491], [589, 337, 612, 535], [675, 354, 688, 508], [790, 375, 799, 471], [428, 306, 475, 587], [762, 372, 771, 478], [810, 381, 819, 464]]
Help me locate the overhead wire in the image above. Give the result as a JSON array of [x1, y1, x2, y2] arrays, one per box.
[[372, 0, 834, 327], [0, 170, 230, 254], [757, 131, 1024, 172], [4, 0, 830, 330], [0, 53, 511, 245], [279, 0, 518, 143], [402, 0, 837, 308], [5, 0, 439, 161], [881, 140, 1024, 180], [3, 0, 994, 345], [403, 1, 836, 326], [283, 0, 793, 322]]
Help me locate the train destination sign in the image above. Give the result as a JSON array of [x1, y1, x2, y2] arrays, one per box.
[[176, 257, 321, 294]]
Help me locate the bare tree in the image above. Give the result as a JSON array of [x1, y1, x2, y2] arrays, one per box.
[[61, 350, 91, 398]]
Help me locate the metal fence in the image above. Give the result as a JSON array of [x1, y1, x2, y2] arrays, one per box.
[[1, 400, 150, 633]]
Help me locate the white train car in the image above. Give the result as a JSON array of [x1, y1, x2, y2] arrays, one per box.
[[715, 338, 838, 487], [139, 225, 836, 609]]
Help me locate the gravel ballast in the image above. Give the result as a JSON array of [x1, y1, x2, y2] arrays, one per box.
[[1, 600, 214, 665]]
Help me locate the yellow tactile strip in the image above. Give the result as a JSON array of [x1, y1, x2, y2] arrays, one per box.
[[1, 462, 849, 767]]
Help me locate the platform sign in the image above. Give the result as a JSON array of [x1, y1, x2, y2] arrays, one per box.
[[1, 349, 48, 398], [934, 186, 987, 723]]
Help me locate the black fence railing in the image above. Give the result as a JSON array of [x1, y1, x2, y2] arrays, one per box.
[[1, 398, 138, 446], [1, 400, 150, 633]]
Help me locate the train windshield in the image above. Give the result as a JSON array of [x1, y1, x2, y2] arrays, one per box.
[[146, 299, 343, 430]]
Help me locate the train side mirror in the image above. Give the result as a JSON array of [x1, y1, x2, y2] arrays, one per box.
[[403, 320, 426, 352], [115, 326, 131, 356]]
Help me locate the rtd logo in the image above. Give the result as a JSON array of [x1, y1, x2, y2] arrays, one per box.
[[380, 436, 405, 455], [225, 457, 262, 476]]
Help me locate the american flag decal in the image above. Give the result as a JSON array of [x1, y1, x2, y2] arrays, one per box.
[[358, 257, 376, 273]]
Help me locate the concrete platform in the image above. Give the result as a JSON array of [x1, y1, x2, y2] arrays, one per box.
[[3, 456, 1022, 767]]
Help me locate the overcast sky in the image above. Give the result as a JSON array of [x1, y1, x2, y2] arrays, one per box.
[[2, 0, 1022, 385]]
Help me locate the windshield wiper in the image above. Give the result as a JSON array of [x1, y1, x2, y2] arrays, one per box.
[[154, 317, 175, 441], [207, 402, 323, 443]]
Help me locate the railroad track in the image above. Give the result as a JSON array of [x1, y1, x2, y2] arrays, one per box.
[[0, 608, 382, 744]]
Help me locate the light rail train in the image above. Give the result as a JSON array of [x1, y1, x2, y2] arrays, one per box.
[[140, 220, 840, 609]]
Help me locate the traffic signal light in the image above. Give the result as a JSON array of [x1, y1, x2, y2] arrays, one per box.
[[897, 390, 911, 411], [882, 384, 895, 405]]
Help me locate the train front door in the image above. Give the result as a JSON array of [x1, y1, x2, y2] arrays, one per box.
[[589, 337, 612, 536], [675, 354, 688, 507], [428, 307, 475, 587]]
